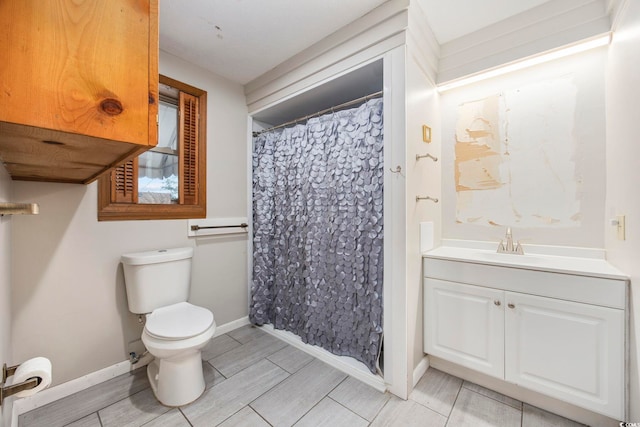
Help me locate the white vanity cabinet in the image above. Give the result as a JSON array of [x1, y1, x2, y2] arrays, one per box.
[[503, 291, 624, 415], [425, 279, 504, 378], [423, 254, 627, 420]]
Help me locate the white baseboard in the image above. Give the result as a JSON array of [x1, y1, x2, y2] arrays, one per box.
[[430, 356, 620, 427], [412, 355, 429, 387], [214, 316, 250, 336], [10, 316, 251, 426], [259, 324, 387, 393], [11, 360, 138, 427]]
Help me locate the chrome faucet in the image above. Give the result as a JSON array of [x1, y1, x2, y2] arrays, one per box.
[[497, 227, 524, 254]]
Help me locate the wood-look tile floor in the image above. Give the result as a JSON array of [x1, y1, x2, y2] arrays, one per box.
[[19, 326, 586, 427]]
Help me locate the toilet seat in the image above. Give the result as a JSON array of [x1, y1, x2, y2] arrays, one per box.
[[145, 302, 214, 340]]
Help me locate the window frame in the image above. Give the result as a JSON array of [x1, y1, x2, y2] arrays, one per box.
[[97, 75, 207, 221]]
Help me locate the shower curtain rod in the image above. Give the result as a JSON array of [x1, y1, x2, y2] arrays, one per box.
[[253, 90, 383, 137]]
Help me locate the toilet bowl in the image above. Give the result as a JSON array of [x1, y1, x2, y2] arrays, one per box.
[[121, 247, 216, 407], [142, 302, 216, 407]]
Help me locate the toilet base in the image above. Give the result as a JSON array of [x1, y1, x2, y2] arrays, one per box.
[[146, 351, 206, 407]]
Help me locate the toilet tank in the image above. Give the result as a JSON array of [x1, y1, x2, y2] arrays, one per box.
[[121, 247, 193, 314]]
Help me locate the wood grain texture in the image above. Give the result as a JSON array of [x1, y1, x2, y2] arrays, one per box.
[[447, 388, 521, 427], [97, 75, 206, 220], [142, 410, 191, 427], [329, 376, 391, 421], [250, 359, 347, 426], [64, 413, 102, 427], [112, 158, 138, 203], [227, 325, 267, 344], [294, 397, 368, 427], [462, 381, 522, 410], [210, 332, 288, 378], [370, 395, 447, 427], [267, 344, 315, 374], [218, 407, 271, 427], [0, 0, 155, 144], [522, 403, 587, 427], [202, 361, 227, 389], [0, 122, 150, 184], [18, 328, 591, 427], [98, 388, 169, 427], [0, 0, 158, 183], [18, 369, 149, 427], [409, 368, 463, 417], [179, 92, 198, 204], [202, 334, 242, 360], [181, 359, 289, 427]]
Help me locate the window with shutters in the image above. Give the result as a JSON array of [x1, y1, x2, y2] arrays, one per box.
[[98, 75, 206, 220]]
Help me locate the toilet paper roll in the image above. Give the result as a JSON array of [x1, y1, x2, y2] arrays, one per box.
[[11, 357, 52, 398]]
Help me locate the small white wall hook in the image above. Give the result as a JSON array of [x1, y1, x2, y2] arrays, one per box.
[[416, 153, 438, 162], [416, 195, 439, 203], [389, 165, 406, 177]]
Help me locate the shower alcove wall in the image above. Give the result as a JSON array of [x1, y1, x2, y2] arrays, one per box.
[[245, 0, 441, 399]]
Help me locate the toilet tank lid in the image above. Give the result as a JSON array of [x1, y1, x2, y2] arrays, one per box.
[[121, 247, 193, 266]]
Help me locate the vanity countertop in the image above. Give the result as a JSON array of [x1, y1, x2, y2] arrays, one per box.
[[423, 241, 628, 281]]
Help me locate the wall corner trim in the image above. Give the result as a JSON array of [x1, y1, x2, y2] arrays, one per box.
[[610, 0, 631, 31]]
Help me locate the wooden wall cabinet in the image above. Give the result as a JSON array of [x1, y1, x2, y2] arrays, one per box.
[[0, 0, 158, 184]]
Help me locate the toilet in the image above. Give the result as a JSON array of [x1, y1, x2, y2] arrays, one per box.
[[121, 247, 215, 407]]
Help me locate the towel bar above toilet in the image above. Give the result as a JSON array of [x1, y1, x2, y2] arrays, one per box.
[[190, 223, 248, 231]]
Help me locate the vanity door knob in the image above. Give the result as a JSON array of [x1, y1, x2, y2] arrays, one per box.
[[507, 303, 515, 309], [494, 300, 501, 306]]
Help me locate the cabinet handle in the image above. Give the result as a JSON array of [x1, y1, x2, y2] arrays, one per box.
[[507, 303, 515, 309], [494, 300, 501, 306]]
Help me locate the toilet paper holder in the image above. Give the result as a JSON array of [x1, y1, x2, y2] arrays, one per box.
[[0, 363, 41, 406]]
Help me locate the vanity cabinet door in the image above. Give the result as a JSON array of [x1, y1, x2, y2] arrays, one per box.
[[504, 292, 624, 419], [424, 279, 504, 378]]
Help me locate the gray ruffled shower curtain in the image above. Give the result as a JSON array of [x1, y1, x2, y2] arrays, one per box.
[[250, 98, 384, 373]]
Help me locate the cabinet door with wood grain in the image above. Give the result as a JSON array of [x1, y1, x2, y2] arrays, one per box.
[[0, 0, 158, 183]]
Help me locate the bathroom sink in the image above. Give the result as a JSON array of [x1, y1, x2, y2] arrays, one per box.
[[423, 243, 628, 280], [476, 251, 543, 266], [423, 246, 544, 267]]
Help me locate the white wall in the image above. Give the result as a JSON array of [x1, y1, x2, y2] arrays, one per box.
[[9, 51, 249, 386], [405, 51, 440, 382], [605, 0, 640, 419], [404, 0, 441, 381], [0, 166, 12, 427], [440, 47, 607, 248]]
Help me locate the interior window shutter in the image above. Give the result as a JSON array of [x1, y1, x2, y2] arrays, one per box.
[[111, 157, 138, 203], [179, 92, 199, 205]]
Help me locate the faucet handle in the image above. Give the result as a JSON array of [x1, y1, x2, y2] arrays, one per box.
[[497, 240, 506, 253], [515, 241, 524, 255]]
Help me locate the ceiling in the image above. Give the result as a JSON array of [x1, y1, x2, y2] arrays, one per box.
[[418, 0, 552, 44], [252, 59, 384, 126], [159, 0, 554, 85], [159, 0, 388, 85]]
